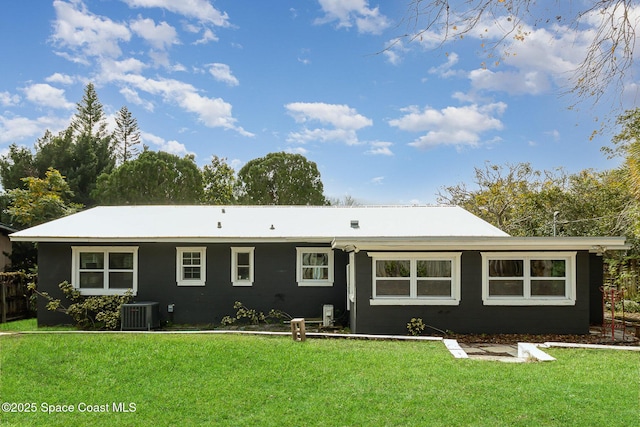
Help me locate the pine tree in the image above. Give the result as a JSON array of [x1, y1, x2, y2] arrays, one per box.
[[70, 83, 108, 139], [114, 106, 141, 164]]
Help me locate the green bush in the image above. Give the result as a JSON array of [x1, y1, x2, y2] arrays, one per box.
[[221, 301, 292, 326], [28, 281, 133, 330], [406, 317, 426, 336]]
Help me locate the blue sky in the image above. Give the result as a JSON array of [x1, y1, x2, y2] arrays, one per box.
[[0, 1, 637, 204]]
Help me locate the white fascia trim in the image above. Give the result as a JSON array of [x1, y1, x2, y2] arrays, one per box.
[[12, 236, 336, 244], [333, 237, 628, 252]]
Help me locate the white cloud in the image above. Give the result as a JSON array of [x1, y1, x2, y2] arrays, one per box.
[[45, 73, 75, 85], [545, 129, 560, 141], [468, 68, 550, 95], [285, 102, 372, 145], [52, 0, 131, 59], [119, 87, 154, 111], [0, 114, 69, 143], [383, 39, 408, 66], [194, 28, 218, 44], [130, 17, 179, 50], [100, 58, 147, 76], [22, 83, 75, 110], [287, 128, 361, 145], [0, 91, 20, 107], [366, 141, 393, 156], [371, 176, 384, 185], [315, 0, 390, 34], [286, 146, 309, 155], [140, 131, 190, 156], [286, 102, 372, 130], [208, 63, 239, 86], [389, 103, 506, 149], [97, 64, 252, 136], [428, 53, 461, 78], [122, 0, 231, 27]]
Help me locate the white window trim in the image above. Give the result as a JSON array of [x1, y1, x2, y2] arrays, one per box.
[[369, 252, 461, 306], [481, 252, 577, 306], [71, 246, 138, 296], [231, 247, 255, 286], [296, 247, 334, 287], [176, 247, 207, 287]]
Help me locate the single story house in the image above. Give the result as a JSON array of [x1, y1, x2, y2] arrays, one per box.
[[10, 205, 627, 334]]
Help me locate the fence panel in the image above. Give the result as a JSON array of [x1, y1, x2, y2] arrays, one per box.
[[0, 273, 36, 323]]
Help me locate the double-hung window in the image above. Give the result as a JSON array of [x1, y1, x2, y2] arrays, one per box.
[[231, 247, 254, 286], [370, 253, 461, 305], [481, 252, 576, 305], [176, 247, 206, 286], [71, 246, 138, 295], [296, 248, 334, 287]]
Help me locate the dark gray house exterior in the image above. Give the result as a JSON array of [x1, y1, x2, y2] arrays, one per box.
[[11, 205, 627, 334]]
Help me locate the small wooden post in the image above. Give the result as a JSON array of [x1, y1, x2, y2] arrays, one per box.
[[291, 318, 306, 342]]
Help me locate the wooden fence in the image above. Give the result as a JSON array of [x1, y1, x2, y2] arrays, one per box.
[[0, 272, 36, 323]]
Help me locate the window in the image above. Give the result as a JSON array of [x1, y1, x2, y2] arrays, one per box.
[[71, 247, 138, 295], [176, 247, 206, 286], [369, 253, 461, 306], [296, 248, 334, 287], [231, 247, 254, 286], [481, 252, 576, 305]]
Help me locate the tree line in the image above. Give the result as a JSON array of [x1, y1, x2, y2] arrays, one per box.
[[0, 84, 327, 231]]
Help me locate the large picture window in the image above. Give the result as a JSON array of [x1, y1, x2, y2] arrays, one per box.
[[176, 247, 207, 286], [481, 252, 576, 305], [72, 246, 138, 295], [296, 248, 334, 287], [369, 253, 461, 306]]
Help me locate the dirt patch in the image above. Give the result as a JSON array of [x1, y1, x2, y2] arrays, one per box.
[[449, 331, 639, 346]]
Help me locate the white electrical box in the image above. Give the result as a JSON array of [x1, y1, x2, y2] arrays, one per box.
[[322, 304, 334, 327]]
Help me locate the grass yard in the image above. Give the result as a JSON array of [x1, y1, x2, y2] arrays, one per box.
[[0, 324, 638, 426]]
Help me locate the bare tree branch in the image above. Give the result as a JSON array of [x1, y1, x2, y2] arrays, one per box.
[[393, 0, 637, 113]]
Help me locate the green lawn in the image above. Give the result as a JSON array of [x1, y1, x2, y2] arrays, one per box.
[[0, 323, 638, 426]]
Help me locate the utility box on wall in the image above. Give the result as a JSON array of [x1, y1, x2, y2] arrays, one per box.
[[322, 304, 334, 327]]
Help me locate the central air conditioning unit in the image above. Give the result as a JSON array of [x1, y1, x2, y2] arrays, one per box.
[[322, 304, 334, 327], [121, 302, 160, 331]]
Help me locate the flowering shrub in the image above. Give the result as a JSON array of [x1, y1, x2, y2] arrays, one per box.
[[28, 281, 132, 330], [221, 301, 292, 326], [406, 317, 426, 336]]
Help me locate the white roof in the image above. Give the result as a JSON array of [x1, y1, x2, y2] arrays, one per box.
[[10, 205, 509, 243]]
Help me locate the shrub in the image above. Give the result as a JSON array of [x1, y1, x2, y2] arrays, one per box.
[[407, 317, 426, 336], [221, 301, 292, 326], [28, 281, 133, 330]]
